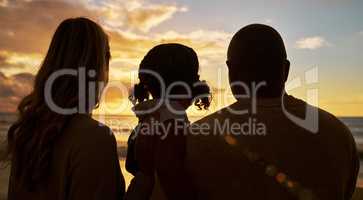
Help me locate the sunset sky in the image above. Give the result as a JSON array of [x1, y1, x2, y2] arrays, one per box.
[[0, 0, 362, 116]]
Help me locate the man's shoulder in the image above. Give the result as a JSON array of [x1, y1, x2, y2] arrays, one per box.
[[317, 107, 351, 133], [290, 98, 353, 140]]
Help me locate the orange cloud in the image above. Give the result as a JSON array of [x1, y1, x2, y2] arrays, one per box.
[[0, 51, 42, 76], [126, 4, 187, 32], [0, 1, 98, 54], [72, 0, 187, 33], [0, 0, 234, 115], [0, 0, 7, 7], [0, 72, 34, 112]]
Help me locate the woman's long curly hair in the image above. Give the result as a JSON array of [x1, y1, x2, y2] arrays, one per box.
[[3, 17, 110, 189], [130, 43, 211, 110]]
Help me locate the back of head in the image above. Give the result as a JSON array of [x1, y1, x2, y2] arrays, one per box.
[[5, 17, 110, 189], [141, 43, 199, 87], [35, 17, 110, 111], [227, 24, 289, 98], [132, 43, 211, 110]]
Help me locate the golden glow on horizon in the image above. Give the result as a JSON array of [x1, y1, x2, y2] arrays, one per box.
[[93, 88, 363, 117]]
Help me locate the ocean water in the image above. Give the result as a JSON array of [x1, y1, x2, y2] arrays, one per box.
[[340, 117, 363, 144]]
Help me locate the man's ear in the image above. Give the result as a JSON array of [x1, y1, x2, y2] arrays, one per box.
[[226, 60, 231, 68], [226, 60, 234, 79], [283, 59, 290, 82], [226, 60, 233, 84]]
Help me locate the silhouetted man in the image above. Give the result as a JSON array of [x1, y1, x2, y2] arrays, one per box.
[[186, 24, 359, 200]]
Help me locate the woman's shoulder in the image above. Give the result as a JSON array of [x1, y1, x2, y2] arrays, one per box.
[[65, 114, 116, 147]]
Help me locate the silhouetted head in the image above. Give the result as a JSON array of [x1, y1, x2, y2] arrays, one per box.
[[5, 17, 110, 189], [131, 43, 211, 110], [227, 24, 290, 99]]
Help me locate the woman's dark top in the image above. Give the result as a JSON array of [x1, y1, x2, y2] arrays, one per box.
[[8, 114, 125, 200]]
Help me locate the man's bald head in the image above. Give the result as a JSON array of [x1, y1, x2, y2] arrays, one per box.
[[227, 24, 290, 98]]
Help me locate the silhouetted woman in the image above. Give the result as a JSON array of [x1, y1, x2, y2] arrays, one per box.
[[125, 43, 211, 200], [4, 18, 125, 200]]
